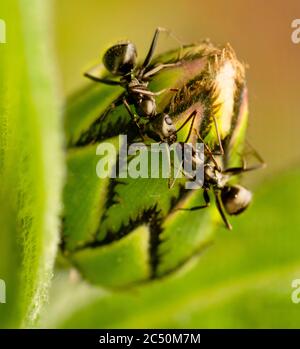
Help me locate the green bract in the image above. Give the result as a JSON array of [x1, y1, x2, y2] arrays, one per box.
[[0, 0, 64, 327], [63, 42, 248, 288]]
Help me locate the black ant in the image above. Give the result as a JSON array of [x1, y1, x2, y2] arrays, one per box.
[[84, 27, 182, 138], [150, 90, 265, 231], [171, 122, 265, 230]]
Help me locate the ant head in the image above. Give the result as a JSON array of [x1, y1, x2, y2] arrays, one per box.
[[103, 41, 137, 76], [162, 114, 177, 143], [221, 184, 252, 215]]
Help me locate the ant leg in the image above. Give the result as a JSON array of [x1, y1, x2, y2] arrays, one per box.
[[223, 162, 265, 175], [122, 97, 145, 141], [245, 140, 266, 168], [193, 128, 221, 171], [168, 158, 184, 189], [223, 141, 266, 176], [122, 97, 138, 123], [143, 62, 181, 79], [98, 95, 125, 122], [153, 88, 179, 96], [183, 111, 197, 143], [215, 191, 232, 230], [141, 27, 183, 71], [131, 87, 178, 96], [211, 114, 224, 155], [177, 189, 210, 211], [223, 146, 266, 175], [141, 27, 168, 70], [84, 72, 121, 86]]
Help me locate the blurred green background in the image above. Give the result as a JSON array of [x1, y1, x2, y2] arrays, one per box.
[[54, 0, 300, 180]]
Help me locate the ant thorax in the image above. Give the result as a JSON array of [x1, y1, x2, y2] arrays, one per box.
[[204, 159, 229, 190], [124, 78, 156, 118], [127, 78, 146, 88]]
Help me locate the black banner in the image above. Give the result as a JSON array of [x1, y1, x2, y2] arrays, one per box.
[[0, 329, 299, 346]]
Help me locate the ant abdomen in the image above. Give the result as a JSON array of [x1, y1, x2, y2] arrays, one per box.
[[221, 185, 252, 216], [136, 97, 156, 118], [103, 41, 137, 76]]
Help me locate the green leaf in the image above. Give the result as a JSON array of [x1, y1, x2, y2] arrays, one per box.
[[63, 138, 119, 250], [43, 169, 300, 328], [157, 190, 218, 276], [64, 83, 123, 146], [71, 225, 151, 288], [0, 0, 64, 327], [97, 175, 182, 241]]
